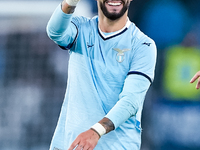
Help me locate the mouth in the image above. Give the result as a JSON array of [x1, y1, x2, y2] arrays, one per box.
[[107, 1, 122, 6], [100, 0, 128, 20]]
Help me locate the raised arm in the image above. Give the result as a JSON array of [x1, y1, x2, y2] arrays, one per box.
[[46, 1, 79, 48]]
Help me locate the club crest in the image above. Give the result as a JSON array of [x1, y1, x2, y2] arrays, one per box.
[[113, 48, 130, 63]]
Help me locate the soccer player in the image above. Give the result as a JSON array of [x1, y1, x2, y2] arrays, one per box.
[[46, 0, 157, 149], [190, 71, 200, 89]]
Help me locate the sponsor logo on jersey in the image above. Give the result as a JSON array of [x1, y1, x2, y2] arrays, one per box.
[[142, 42, 151, 46], [113, 48, 130, 63], [87, 42, 94, 48]]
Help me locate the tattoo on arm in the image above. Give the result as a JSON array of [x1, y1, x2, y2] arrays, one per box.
[[61, 0, 76, 14], [99, 117, 115, 133]]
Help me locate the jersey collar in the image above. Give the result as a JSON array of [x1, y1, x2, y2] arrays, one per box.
[[98, 18, 131, 40]]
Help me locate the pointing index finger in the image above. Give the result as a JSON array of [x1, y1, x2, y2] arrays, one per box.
[[190, 72, 200, 83]]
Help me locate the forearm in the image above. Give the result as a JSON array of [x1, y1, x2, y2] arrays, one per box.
[[92, 75, 150, 137], [90, 117, 114, 139], [98, 117, 115, 133], [46, 2, 73, 35], [105, 75, 150, 129], [46, 2, 77, 46]]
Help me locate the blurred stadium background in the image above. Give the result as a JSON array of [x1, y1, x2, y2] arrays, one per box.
[[0, 0, 200, 150]]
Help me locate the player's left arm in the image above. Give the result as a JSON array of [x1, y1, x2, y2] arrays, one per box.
[[105, 38, 157, 129]]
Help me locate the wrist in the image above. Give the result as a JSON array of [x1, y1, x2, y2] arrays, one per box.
[[65, 0, 80, 6], [91, 123, 106, 137], [61, 1, 76, 14]]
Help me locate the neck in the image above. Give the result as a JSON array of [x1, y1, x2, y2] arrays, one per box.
[[98, 12, 128, 33]]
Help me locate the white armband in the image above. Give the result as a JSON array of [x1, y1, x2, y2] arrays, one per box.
[[65, 0, 80, 6], [91, 123, 106, 137]]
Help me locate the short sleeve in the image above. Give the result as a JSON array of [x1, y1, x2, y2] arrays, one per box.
[[128, 36, 157, 83]]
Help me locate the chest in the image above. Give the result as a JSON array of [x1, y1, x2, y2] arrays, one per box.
[[77, 32, 135, 85]]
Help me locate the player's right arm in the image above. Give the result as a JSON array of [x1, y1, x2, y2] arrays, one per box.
[[46, 1, 79, 48]]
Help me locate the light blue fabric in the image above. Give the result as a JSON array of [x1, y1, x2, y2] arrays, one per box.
[[47, 4, 156, 150], [46, 4, 77, 49]]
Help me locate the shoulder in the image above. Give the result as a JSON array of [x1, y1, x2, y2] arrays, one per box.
[[71, 15, 98, 27], [129, 22, 156, 53], [129, 22, 154, 46], [128, 22, 157, 62]]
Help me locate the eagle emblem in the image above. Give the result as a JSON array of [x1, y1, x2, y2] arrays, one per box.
[[113, 48, 131, 63]]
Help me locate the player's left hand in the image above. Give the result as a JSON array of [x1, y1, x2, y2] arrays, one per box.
[[68, 129, 100, 150], [190, 71, 200, 89]]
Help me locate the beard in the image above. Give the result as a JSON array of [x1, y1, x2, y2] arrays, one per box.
[[100, 0, 130, 20]]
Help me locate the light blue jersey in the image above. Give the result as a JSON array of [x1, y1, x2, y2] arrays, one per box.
[[47, 4, 156, 150]]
